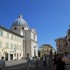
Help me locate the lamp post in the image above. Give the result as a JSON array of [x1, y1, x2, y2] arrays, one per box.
[[50, 48, 52, 60]]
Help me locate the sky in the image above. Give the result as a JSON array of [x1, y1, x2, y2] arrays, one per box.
[[0, 0, 70, 49]]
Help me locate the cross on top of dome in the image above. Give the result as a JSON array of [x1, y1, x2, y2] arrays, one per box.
[[18, 14, 23, 18]]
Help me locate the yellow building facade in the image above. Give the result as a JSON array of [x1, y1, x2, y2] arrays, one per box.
[[39, 44, 52, 57]]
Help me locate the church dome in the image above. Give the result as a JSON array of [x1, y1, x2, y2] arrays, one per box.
[[12, 15, 28, 26]]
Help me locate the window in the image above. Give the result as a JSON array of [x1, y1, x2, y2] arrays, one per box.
[[7, 33, 9, 38], [13, 35, 15, 40], [34, 35, 35, 39], [0, 41, 2, 48], [22, 27, 24, 30], [18, 45, 20, 50], [6, 42, 9, 48], [13, 35, 16, 40], [17, 37, 18, 41], [18, 37, 20, 41], [14, 27, 17, 30], [0, 30, 3, 36], [17, 45, 18, 50], [59, 44, 60, 47], [14, 53, 16, 56], [68, 39, 70, 42], [66, 42, 68, 45], [15, 36, 16, 40], [11, 34, 13, 39], [11, 43, 13, 49], [14, 44, 16, 50], [20, 45, 21, 50]]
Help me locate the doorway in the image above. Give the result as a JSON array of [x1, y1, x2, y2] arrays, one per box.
[[5, 53, 8, 61], [10, 54, 13, 60]]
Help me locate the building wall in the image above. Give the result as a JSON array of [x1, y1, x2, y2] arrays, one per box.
[[31, 30, 38, 57], [10, 16, 38, 58], [31, 31, 37, 42], [25, 30, 38, 57], [25, 30, 31, 57], [55, 38, 67, 54], [0, 29, 23, 60], [31, 41, 38, 57], [39, 45, 52, 57]]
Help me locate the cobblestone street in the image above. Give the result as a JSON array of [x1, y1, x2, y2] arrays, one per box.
[[3, 59, 54, 70], [37, 60, 54, 70]]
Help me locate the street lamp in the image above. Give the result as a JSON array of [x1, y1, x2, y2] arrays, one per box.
[[50, 48, 52, 60]]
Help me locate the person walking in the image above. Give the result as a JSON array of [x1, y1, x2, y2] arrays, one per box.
[[42, 54, 46, 66], [0, 57, 5, 70], [27, 58, 31, 70], [35, 56, 38, 69], [55, 55, 65, 70], [26, 54, 31, 70]]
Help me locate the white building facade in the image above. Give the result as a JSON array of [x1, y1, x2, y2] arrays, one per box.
[[0, 26, 23, 61], [11, 15, 38, 57], [0, 15, 38, 60]]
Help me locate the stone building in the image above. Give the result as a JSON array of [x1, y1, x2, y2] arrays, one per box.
[[39, 44, 55, 57], [0, 15, 38, 60], [11, 15, 38, 57], [0, 26, 23, 60], [55, 26, 70, 55]]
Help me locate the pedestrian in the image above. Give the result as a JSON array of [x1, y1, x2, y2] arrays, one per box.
[[53, 54, 58, 66], [55, 55, 65, 70], [35, 56, 38, 69], [42, 54, 46, 66], [27, 58, 31, 70], [26, 54, 31, 70], [63, 52, 70, 62], [0, 57, 5, 70]]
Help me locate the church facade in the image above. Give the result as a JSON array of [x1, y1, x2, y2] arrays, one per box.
[[0, 15, 38, 61]]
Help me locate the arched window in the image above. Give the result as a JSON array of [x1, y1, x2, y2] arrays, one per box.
[[14, 27, 17, 30], [0, 30, 3, 36], [22, 27, 24, 30]]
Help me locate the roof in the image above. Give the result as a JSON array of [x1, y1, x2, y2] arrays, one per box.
[[12, 15, 29, 27], [0, 25, 23, 38], [55, 37, 66, 41], [40, 44, 52, 48]]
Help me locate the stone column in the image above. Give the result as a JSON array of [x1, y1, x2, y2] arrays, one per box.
[[23, 39, 26, 58], [8, 53, 10, 61]]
